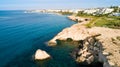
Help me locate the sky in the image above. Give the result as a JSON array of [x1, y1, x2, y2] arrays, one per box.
[[0, 0, 120, 10]]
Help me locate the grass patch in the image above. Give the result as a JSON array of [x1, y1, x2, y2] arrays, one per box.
[[85, 17, 99, 28], [94, 16, 120, 29], [75, 11, 120, 29], [84, 16, 120, 29], [58, 12, 73, 15]]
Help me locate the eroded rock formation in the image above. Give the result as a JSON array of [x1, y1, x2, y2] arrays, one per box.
[[72, 36, 110, 67], [48, 16, 120, 66]]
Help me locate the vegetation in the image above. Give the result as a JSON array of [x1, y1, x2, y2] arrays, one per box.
[[110, 6, 120, 12], [77, 11, 93, 17], [86, 16, 120, 29], [58, 12, 73, 15], [93, 16, 120, 29], [76, 11, 120, 29]]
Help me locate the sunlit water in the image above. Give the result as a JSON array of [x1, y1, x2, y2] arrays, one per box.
[[0, 10, 84, 67]]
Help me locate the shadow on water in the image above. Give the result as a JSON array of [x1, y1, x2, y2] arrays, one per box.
[[5, 37, 103, 67]]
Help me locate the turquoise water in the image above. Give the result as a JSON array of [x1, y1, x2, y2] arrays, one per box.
[[0, 10, 81, 67]]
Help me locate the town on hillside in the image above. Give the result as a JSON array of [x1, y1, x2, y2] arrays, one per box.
[[25, 6, 120, 16]]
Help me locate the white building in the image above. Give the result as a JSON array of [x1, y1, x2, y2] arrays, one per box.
[[102, 8, 114, 14], [83, 8, 99, 14], [111, 13, 120, 16]]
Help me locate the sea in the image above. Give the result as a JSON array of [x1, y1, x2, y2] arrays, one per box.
[[0, 10, 82, 67]]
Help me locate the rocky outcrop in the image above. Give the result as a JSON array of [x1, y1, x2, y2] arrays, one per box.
[[72, 36, 110, 67], [48, 16, 94, 46], [48, 16, 120, 66], [35, 49, 50, 60], [48, 24, 99, 46], [68, 16, 90, 22]]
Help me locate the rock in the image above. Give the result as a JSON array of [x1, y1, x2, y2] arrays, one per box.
[[71, 37, 111, 67], [35, 49, 50, 60], [86, 55, 94, 64], [103, 62, 111, 67], [103, 52, 110, 56], [109, 61, 115, 67], [48, 25, 101, 46], [76, 56, 86, 63], [48, 15, 120, 66], [48, 41, 57, 46], [74, 37, 98, 64]]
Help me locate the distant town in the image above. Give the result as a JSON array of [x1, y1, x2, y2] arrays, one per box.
[[25, 6, 120, 16]]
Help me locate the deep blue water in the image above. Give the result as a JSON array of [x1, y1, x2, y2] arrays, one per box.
[[0, 10, 82, 67]]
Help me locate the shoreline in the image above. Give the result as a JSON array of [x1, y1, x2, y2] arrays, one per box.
[[48, 15, 120, 67], [48, 16, 95, 46]]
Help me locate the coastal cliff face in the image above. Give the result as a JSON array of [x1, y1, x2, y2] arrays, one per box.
[[48, 16, 93, 46], [48, 16, 120, 67], [71, 36, 110, 67]]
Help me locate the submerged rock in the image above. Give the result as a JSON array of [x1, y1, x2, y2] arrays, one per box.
[[35, 49, 50, 60]]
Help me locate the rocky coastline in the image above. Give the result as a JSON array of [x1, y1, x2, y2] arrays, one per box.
[[48, 16, 120, 67], [71, 36, 110, 67]]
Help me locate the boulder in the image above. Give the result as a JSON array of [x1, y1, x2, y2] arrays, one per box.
[[35, 49, 50, 60]]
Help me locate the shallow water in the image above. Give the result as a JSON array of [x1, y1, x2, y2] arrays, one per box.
[[0, 10, 83, 67]]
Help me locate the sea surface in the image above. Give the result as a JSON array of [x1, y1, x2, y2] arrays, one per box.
[[0, 10, 81, 67]]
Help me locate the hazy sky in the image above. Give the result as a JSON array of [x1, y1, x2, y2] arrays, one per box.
[[0, 0, 120, 10]]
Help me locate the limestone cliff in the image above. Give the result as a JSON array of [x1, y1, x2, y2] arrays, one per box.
[[48, 16, 120, 67]]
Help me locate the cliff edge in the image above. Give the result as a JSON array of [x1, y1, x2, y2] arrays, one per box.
[[48, 16, 120, 66]]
